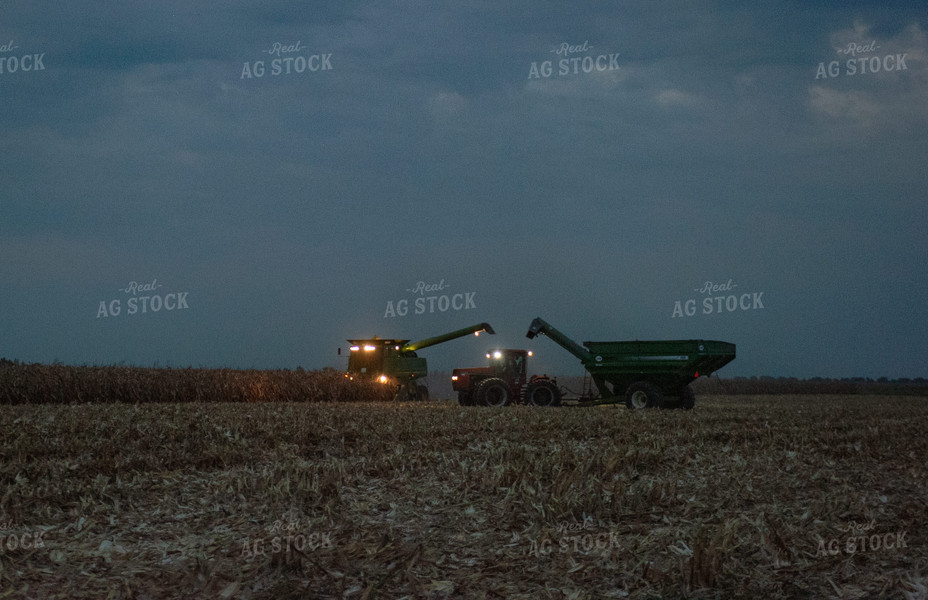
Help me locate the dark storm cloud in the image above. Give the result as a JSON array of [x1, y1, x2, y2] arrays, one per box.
[[1, 2, 925, 378]]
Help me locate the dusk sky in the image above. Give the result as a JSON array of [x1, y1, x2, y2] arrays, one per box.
[[2, 2, 926, 379]]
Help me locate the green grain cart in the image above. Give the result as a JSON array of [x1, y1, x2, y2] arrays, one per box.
[[525, 317, 735, 409]]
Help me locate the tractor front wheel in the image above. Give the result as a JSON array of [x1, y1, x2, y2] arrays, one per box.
[[625, 381, 663, 409]]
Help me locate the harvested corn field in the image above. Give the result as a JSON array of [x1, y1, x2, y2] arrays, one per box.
[[1, 395, 926, 599]]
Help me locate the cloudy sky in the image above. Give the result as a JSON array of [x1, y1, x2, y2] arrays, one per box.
[[2, 2, 926, 379]]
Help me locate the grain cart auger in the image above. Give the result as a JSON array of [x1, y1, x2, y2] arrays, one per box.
[[525, 317, 735, 409], [346, 322, 495, 401]]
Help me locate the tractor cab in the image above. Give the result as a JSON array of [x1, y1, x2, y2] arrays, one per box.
[[486, 349, 528, 387]]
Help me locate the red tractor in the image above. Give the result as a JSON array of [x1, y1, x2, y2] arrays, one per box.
[[451, 349, 561, 407]]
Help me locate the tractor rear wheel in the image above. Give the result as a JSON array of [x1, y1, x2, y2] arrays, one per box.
[[477, 378, 510, 407], [526, 380, 561, 407], [625, 381, 663, 409]]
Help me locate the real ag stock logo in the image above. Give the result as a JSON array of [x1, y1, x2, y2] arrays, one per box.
[[240, 40, 333, 79], [0, 39, 46, 76], [240, 514, 334, 560], [0, 518, 46, 554], [96, 278, 190, 318], [671, 278, 765, 318], [525, 516, 622, 557], [527, 40, 621, 79], [383, 278, 478, 318], [814, 519, 909, 558], [815, 38, 910, 79]]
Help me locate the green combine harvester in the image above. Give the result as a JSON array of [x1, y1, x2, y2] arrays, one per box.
[[526, 317, 736, 409], [346, 322, 494, 401]]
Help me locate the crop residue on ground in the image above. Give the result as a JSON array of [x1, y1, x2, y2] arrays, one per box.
[[1, 395, 926, 599]]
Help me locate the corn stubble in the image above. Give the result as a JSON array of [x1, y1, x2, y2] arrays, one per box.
[[1, 393, 926, 599]]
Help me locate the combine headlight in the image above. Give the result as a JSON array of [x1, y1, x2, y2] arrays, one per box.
[[349, 346, 360, 352], [363, 345, 377, 352], [378, 375, 389, 384], [493, 351, 503, 359]]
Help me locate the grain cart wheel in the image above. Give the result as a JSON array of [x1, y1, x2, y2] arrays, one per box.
[[526, 380, 561, 407], [678, 385, 695, 410], [477, 378, 510, 407], [417, 384, 430, 402], [625, 381, 663, 409]]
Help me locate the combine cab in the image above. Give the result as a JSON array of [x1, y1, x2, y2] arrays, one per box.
[[452, 349, 560, 407], [346, 322, 494, 401]]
